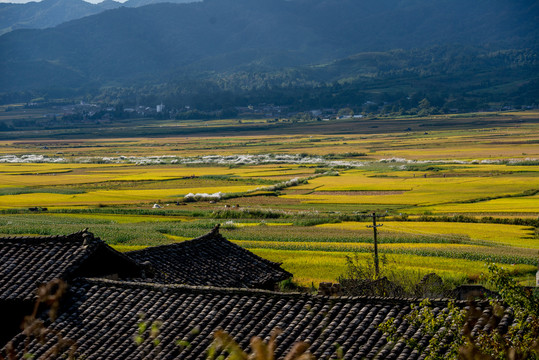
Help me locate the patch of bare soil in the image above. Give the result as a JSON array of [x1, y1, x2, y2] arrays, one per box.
[[223, 195, 302, 205], [283, 189, 316, 195], [316, 190, 407, 195]]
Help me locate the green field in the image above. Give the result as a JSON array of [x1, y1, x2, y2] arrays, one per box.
[[0, 112, 538, 286]]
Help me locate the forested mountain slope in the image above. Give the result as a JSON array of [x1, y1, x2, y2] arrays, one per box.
[[1, 0, 537, 91]]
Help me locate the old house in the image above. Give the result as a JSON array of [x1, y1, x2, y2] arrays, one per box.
[[0, 230, 143, 345], [0, 226, 292, 346], [1, 228, 521, 359], [127, 225, 292, 289], [2, 277, 505, 359]]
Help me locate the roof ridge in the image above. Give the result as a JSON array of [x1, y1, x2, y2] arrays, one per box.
[[78, 277, 479, 306], [125, 225, 225, 254], [125, 225, 281, 268], [220, 232, 292, 273], [0, 229, 98, 244]]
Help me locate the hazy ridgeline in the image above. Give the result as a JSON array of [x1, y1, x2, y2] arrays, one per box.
[[0, 0, 537, 112]]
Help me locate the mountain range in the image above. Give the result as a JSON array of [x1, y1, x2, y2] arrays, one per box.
[[0, 0, 197, 35], [0, 0, 537, 109]]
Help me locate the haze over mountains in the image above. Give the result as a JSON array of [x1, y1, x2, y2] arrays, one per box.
[[0, 0, 197, 35], [0, 0, 537, 110]]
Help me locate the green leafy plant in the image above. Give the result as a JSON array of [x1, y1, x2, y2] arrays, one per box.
[[134, 313, 162, 347], [463, 263, 539, 359], [379, 299, 467, 360], [1, 279, 77, 360], [379, 263, 539, 360], [338, 252, 452, 297]]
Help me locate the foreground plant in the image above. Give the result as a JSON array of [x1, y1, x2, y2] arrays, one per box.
[[1, 279, 77, 360], [465, 262, 539, 359], [379, 263, 539, 360], [208, 328, 314, 360], [379, 299, 467, 360]]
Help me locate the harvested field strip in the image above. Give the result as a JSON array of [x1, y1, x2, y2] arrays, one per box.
[[289, 171, 538, 206], [223, 222, 293, 227], [0, 163, 126, 173], [281, 189, 316, 195], [416, 194, 539, 214], [0, 185, 260, 208], [283, 184, 537, 206], [2, 169, 73, 175], [312, 190, 407, 195], [0, 174, 122, 186], [441, 164, 539, 173], [0, 187, 85, 196], [0, 165, 311, 187], [239, 169, 312, 177], [282, 193, 419, 205]]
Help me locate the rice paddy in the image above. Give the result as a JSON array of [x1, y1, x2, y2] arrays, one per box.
[[318, 221, 537, 248], [246, 249, 535, 286], [1, 112, 538, 286]]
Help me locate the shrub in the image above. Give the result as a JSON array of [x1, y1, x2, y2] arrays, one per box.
[[379, 263, 539, 360], [338, 252, 454, 297]]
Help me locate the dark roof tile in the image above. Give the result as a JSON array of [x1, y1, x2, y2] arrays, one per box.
[[127, 225, 291, 289], [0, 230, 143, 301], [2, 278, 501, 360]]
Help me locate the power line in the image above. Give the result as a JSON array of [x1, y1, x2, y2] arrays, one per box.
[[366, 212, 383, 278]]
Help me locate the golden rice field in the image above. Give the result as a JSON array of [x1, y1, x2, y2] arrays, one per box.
[[1, 113, 538, 286], [246, 249, 535, 286], [47, 213, 194, 224], [318, 221, 537, 248], [233, 240, 515, 255], [0, 186, 264, 207], [285, 170, 538, 212], [417, 194, 539, 215], [0, 164, 310, 187], [113, 245, 511, 285], [1, 113, 538, 160]]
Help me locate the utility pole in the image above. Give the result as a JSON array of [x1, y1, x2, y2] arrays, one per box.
[[367, 212, 383, 279]]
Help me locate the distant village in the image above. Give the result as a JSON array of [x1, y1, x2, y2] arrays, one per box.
[[24, 99, 536, 126], [36, 101, 365, 123], [2, 99, 532, 133]]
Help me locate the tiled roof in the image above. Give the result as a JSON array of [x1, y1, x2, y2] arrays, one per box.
[[0, 230, 143, 301], [2, 278, 505, 360], [127, 225, 292, 289]]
